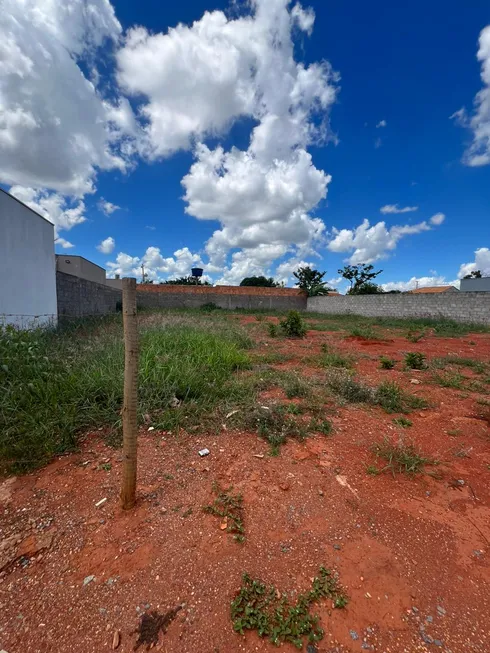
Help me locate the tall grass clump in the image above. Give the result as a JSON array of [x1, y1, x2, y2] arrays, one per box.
[[326, 370, 427, 413], [0, 315, 251, 473]]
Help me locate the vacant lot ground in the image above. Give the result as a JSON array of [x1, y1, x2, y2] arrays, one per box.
[[1, 310, 489, 652]]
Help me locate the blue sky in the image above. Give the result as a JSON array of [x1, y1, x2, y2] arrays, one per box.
[[2, 0, 490, 290]]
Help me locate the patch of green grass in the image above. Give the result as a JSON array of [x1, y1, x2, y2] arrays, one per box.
[[280, 311, 307, 338], [405, 352, 427, 370], [406, 328, 426, 343], [203, 483, 245, 542], [267, 322, 279, 338], [280, 373, 312, 399], [326, 371, 427, 414], [393, 416, 413, 428], [431, 371, 465, 389], [375, 381, 428, 413], [432, 355, 486, 374], [309, 418, 333, 436], [379, 356, 396, 370], [349, 324, 384, 340], [238, 405, 307, 456], [0, 315, 252, 473], [371, 437, 437, 476], [366, 464, 381, 476], [305, 313, 490, 337], [231, 567, 348, 649], [319, 346, 355, 369]]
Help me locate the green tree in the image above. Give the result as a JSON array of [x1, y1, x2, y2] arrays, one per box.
[[338, 264, 383, 293], [293, 266, 332, 296], [162, 276, 210, 286], [240, 276, 279, 287], [349, 281, 384, 295], [463, 270, 482, 279]]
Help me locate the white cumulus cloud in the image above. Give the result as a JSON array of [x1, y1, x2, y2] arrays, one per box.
[[98, 199, 121, 216], [328, 216, 444, 264], [458, 247, 490, 278], [97, 236, 116, 254], [376, 119, 387, 128], [382, 276, 456, 292], [0, 0, 137, 197], [118, 0, 338, 280], [106, 246, 205, 281], [453, 25, 490, 166], [430, 212, 445, 225], [55, 237, 74, 249], [9, 185, 86, 242], [380, 204, 418, 214]]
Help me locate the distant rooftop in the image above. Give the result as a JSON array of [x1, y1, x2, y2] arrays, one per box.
[[407, 285, 458, 294]]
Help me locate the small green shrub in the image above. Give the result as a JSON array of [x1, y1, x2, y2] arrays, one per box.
[[280, 311, 307, 338], [406, 328, 426, 343], [432, 372, 465, 389], [267, 322, 279, 338], [379, 356, 396, 369], [371, 437, 436, 476], [375, 381, 427, 413], [241, 405, 307, 455], [200, 302, 221, 312], [309, 418, 333, 436], [405, 352, 426, 370], [203, 483, 245, 542], [393, 416, 413, 428], [320, 350, 354, 369], [326, 371, 427, 413]]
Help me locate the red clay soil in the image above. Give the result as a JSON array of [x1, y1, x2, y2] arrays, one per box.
[[1, 321, 490, 653]]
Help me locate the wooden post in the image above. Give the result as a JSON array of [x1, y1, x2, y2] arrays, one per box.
[[120, 277, 139, 510]]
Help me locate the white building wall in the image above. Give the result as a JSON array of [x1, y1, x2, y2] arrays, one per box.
[[0, 189, 57, 328]]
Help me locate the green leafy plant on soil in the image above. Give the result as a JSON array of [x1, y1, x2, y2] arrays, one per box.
[[203, 483, 245, 543], [231, 567, 348, 649], [393, 416, 413, 428], [326, 371, 428, 414], [405, 352, 427, 370], [406, 328, 426, 343], [309, 418, 333, 436], [371, 437, 437, 476], [379, 356, 396, 369], [237, 405, 308, 456], [366, 464, 381, 476], [280, 311, 307, 338], [267, 322, 279, 338]]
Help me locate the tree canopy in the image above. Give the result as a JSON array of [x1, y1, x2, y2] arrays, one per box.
[[161, 276, 210, 286], [463, 270, 482, 279], [293, 266, 333, 296], [240, 276, 280, 287], [338, 264, 383, 294]]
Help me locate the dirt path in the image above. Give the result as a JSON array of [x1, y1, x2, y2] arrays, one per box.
[[1, 322, 489, 652]]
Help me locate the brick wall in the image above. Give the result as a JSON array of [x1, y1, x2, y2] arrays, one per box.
[[57, 271, 122, 317], [307, 293, 490, 324], [137, 284, 307, 311]]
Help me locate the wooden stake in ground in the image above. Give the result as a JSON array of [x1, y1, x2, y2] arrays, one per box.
[[121, 277, 139, 510]]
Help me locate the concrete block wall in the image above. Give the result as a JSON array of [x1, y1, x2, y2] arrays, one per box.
[[57, 271, 122, 317], [137, 284, 308, 311], [307, 293, 490, 324]]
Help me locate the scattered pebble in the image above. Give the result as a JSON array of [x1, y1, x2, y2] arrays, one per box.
[[434, 640, 443, 647], [426, 615, 433, 623], [437, 606, 446, 616], [95, 498, 107, 508], [350, 630, 359, 641], [198, 448, 210, 457], [83, 575, 95, 586]]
